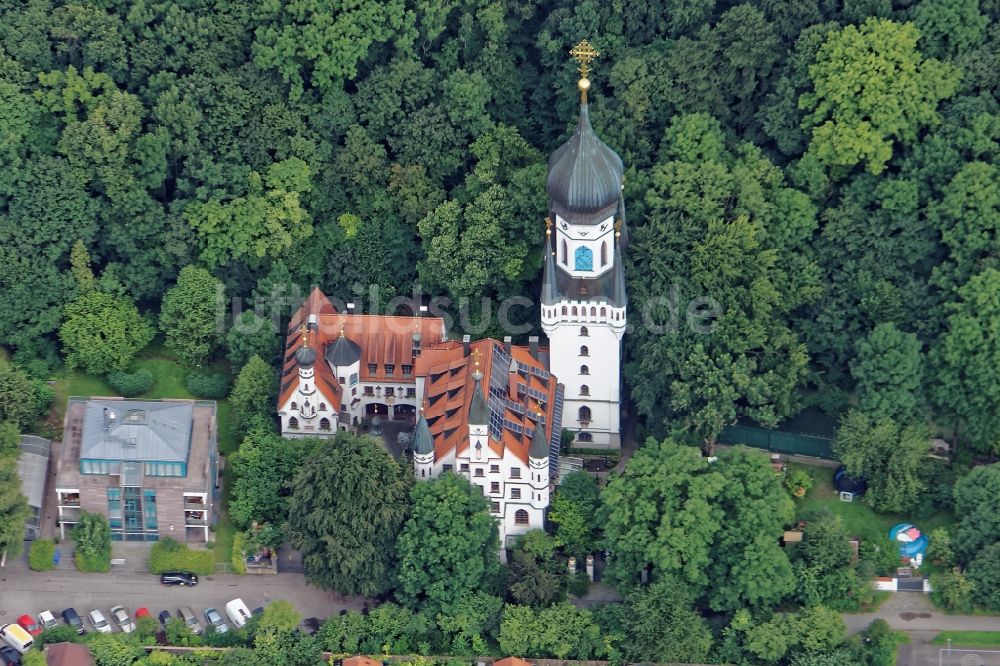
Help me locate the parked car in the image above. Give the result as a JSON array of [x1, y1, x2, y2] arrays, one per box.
[[88, 610, 111, 634], [37, 611, 58, 632], [0, 624, 34, 654], [298, 617, 320, 636], [203, 608, 228, 634], [177, 607, 202, 635], [0, 645, 20, 665], [160, 572, 198, 586], [110, 606, 135, 634], [61, 608, 85, 635], [225, 599, 251, 629], [13, 617, 39, 638], [158, 611, 172, 627]]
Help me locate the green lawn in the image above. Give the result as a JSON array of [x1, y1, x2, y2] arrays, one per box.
[[933, 631, 1000, 646], [54, 340, 240, 565], [792, 463, 955, 545]]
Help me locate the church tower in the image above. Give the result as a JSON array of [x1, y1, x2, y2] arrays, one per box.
[[540, 41, 626, 450]]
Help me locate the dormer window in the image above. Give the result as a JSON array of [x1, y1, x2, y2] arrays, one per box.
[[402, 364, 412, 378], [368, 363, 378, 374], [385, 364, 395, 377]]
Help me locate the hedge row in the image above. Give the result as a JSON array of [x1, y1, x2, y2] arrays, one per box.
[[149, 536, 215, 575]]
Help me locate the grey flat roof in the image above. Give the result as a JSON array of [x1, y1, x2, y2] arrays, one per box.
[[81, 400, 192, 462], [18, 435, 50, 510]]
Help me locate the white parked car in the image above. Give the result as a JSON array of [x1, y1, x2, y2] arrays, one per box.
[[88, 610, 111, 634], [110, 606, 135, 633], [37, 610, 58, 632]]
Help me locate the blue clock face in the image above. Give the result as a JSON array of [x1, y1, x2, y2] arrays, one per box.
[[574, 246, 593, 271]]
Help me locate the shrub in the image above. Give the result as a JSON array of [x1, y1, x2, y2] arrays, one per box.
[[37, 625, 81, 646], [107, 368, 155, 397], [75, 551, 110, 573], [231, 532, 247, 575], [149, 536, 215, 575], [28, 539, 55, 571], [785, 469, 813, 498], [186, 371, 231, 399], [71, 512, 111, 572]]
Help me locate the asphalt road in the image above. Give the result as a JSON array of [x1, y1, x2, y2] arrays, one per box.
[[0, 567, 367, 632]]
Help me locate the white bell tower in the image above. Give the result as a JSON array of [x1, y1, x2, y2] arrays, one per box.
[[540, 40, 626, 451]]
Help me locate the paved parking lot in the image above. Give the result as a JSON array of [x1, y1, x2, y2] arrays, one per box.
[[0, 567, 367, 632], [899, 645, 1000, 666]]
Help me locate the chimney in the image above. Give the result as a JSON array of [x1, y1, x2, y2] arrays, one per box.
[[307, 313, 318, 331], [529, 335, 539, 360], [462, 334, 471, 357], [503, 336, 512, 355]]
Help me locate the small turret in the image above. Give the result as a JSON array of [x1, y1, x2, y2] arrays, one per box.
[[412, 411, 435, 479], [529, 416, 548, 460]]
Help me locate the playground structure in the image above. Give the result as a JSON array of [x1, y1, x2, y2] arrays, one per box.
[[890, 523, 929, 568]]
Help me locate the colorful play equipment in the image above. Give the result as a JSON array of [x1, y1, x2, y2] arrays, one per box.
[[890, 523, 929, 567]]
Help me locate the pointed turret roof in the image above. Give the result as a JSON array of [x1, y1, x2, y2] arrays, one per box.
[[541, 238, 559, 306], [413, 413, 434, 455], [469, 371, 489, 426], [546, 103, 623, 218], [529, 417, 548, 459]]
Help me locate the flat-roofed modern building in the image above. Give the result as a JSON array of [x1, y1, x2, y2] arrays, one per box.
[[55, 397, 218, 542]]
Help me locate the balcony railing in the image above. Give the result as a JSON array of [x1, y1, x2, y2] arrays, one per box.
[[58, 498, 81, 507], [185, 517, 208, 526], [183, 500, 207, 510]]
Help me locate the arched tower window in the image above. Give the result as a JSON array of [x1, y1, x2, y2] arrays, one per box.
[[574, 246, 593, 271], [580, 385, 590, 396], [578, 432, 593, 443], [515, 509, 529, 525], [561, 239, 568, 265], [291, 401, 298, 411], [319, 403, 326, 412], [288, 417, 299, 429], [590, 306, 597, 316], [562, 306, 568, 315], [579, 406, 591, 422], [572, 306, 578, 316], [580, 326, 588, 337], [600, 307, 607, 317], [580, 345, 589, 356], [601, 241, 608, 266], [580, 365, 589, 375], [319, 417, 331, 430]]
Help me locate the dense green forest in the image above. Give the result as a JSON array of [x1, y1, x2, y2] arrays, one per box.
[[1, 0, 999, 452]]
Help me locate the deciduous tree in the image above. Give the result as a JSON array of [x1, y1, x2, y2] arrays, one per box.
[[800, 18, 959, 174], [159, 266, 224, 366], [59, 290, 153, 375], [396, 472, 502, 614], [288, 433, 413, 596], [833, 410, 927, 513], [850, 323, 923, 422]]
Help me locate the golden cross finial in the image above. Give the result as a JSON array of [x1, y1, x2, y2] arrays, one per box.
[[545, 216, 553, 235], [615, 218, 622, 238], [569, 39, 599, 79], [472, 348, 482, 367]]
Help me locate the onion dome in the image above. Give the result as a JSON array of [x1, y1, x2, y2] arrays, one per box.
[[325, 330, 361, 367], [294, 344, 316, 367], [546, 103, 624, 218]]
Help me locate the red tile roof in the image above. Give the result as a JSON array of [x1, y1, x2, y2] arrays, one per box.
[[280, 288, 446, 410], [420, 339, 558, 465], [280, 289, 560, 466]]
